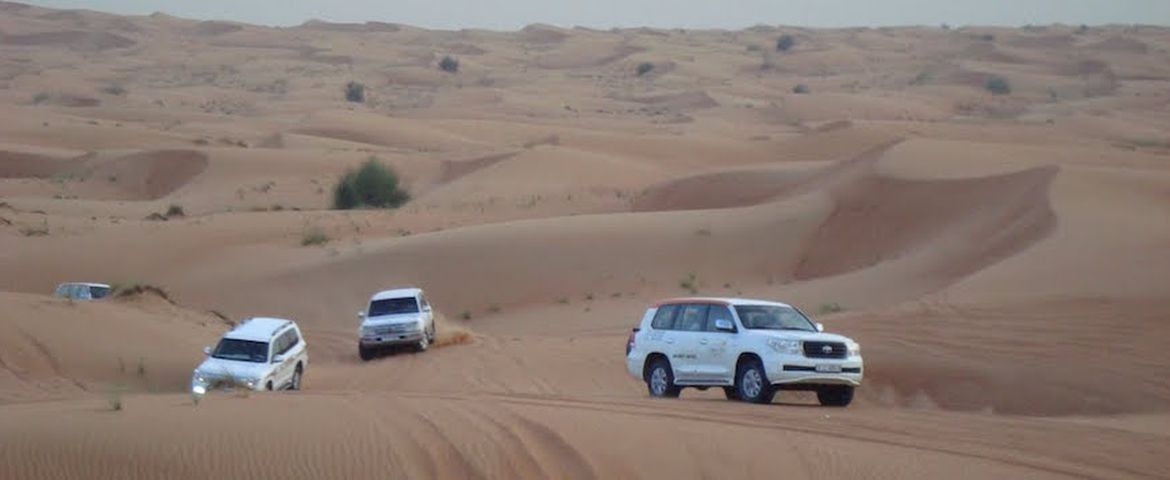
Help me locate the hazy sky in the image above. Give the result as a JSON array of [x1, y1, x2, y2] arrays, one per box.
[[24, 0, 1170, 30]]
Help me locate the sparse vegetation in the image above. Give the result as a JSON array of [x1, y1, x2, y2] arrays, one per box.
[[108, 389, 123, 411], [792, 84, 810, 94], [439, 55, 460, 73], [32, 92, 50, 104], [460, 310, 472, 321], [776, 34, 796, 52], [746, 44, 761, 52], [679, 273, 698, 294], [488, 304, 501, 314], [584, 293, 594, 301], [111, 283, 172, 302], [985, 76, 1012, 95], [819, 302, 845, 314], [165, 204, 185, 218], [636, 62, 655, 76], [911, 72, 932, 86], [556, 297, 570, 305], [301, 227, 329, 246], [136, 357, 146, 377], [20, 221, 49, 237], [344, 81, 365, 103], [695, 228, 712, 236], [332, 157, 410, 210]]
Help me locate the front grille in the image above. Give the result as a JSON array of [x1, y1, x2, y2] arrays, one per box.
[[369, 323, 418, 336], [803, 341, 847, 359]]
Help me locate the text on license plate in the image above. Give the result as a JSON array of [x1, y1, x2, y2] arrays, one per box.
[[815, 364, 842, 373]]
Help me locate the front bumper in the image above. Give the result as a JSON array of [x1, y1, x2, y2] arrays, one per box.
[[769, 356, 864, 387], [360, 332, 424, 347], [191, 374, 264, 393]]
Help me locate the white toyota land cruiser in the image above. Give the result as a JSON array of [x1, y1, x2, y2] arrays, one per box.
[[192, 317, 308, 393], [358, 287, 436, 361], [626, 297, 862, 406]]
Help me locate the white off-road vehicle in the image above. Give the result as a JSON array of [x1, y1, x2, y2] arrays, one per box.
[[626, 297, 863, 406], [54, 282, 111, 300], [191, 317, 308, 393], [358, 287, 436, 361]]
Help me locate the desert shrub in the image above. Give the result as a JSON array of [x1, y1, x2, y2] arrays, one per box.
[[679, 273, 698, 294], [636, 62, 655, 76], [819, 302, 845, 314], [745, 44, 761, 52], [792, 84, 810, 94], [460, 310, 472, 321], [20, 221, 49, 237], [776, 34, 796, 52], [111, 283, 172, 302], [32, 92, 51, 104], [165, 204, 185, 217], [301, 227, 329, 246], [344, 81, 365, 103], [332, 158, 410, 210], [985, 76, 1012, 95], [102, 84, 126, 96], [109, 390, 123, 411], [438, 55, 459, 73]]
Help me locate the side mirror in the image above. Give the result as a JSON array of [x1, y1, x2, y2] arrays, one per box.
[[423, 305, 432, 312], [203, 346, 212, 356], [357, 311, 366, 319], [272, 354, 285, 364], [714, 319, 735, 332], [816, 323, 825, 332]]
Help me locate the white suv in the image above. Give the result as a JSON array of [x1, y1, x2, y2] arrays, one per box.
[[191, 317, 308, 393], [626, 297, 863, 406], [358, 287, 436, 361]]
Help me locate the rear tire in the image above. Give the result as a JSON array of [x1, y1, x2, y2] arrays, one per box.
[[359, 345, 374, 361], [290, 366, 303, 391], [816, 386, 854, 407], [723, 386, 741, 401], [645, 357, 682, 398], [736, 359, 776, 404]]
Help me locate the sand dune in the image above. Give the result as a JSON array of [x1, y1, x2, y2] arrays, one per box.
[[2, 4, 1170, 480]]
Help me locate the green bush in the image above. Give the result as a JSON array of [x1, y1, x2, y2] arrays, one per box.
[[333, 157, 410, 210], [165, 204, 185, 218], [985, 76, 1011, 95], [792, 84, 810, 94], [439, 55, 459, 73], [344, 81, 365, 103], [776, 34, 796, 52], [636, 62, 655, 76], [301, 227, 329, 246]]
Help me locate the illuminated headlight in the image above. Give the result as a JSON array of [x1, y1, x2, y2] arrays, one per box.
[[766, 338, 801, 355], [847, 342, 861, 358]]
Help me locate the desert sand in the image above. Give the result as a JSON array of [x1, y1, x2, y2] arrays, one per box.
[[1, 2, 1169, 478]]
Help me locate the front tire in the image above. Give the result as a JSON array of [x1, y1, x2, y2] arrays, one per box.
[[359, 345, 375, 361], [816, 386, 854, 407], [736, 359, 776, 404], [416, 333, 430, 352], [723, 386, 741, 401], [645, 358, 682, 398]]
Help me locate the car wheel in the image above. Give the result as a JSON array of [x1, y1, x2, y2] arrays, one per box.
[[416, 333, 430, 352], [736, 359, 776, 404], [427, 322, 436, 343], [265, 381, 274, 391], [723, 386, 741, 401], [359, 345, 374, 362], [290, 366, 303, 391], [816, 386, 854, 407], [645, 357, 682, 398]]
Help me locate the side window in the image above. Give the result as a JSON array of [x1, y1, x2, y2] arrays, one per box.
[[651, 305, 679, 330], [418, 294, 430, 311], [286, 329, 301, 352], [705, 305, 735, 332], [676, 304, 709, 332]]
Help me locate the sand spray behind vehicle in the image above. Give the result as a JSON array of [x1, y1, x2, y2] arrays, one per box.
[[431, 311, 474, 348]]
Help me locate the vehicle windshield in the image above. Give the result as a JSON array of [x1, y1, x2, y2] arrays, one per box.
[[734, 305, 817, 331], [368, 297, 419, 316], [212, 338, 269, 363]]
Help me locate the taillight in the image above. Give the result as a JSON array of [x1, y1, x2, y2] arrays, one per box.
[[626, 328, 638, 355]]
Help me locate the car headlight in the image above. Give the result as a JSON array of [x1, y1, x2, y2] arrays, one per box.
[[766, 338, 801, 355], [847, 341, 861, 358]]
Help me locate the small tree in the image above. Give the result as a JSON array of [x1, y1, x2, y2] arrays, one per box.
[[636, 62, 655, 76], [792, 84, 810, 94], [776, 34, 796, 52], [438, 55, 459, 73], [985, 76, 1011, 95], [344, 81, 365, 103], [333, 157, 410, 210]]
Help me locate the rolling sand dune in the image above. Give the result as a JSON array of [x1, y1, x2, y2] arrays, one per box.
[[2, 4, 1170, 479]]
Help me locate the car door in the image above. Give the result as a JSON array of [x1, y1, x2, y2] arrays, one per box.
[[270, 331, 292, 388], [697, 305, 737, 383], [670, 304, 710, 382]]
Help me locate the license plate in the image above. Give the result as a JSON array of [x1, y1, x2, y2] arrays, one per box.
[[815, 364, 842, 373]]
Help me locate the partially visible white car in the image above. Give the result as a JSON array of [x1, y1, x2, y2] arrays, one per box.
[[626, 297, 863, 406], [358, 287, 436, 360], [192, 317, 308, 393], [54, 282, 111, 300]]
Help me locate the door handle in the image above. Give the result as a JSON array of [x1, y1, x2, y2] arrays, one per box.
[[699, 339, 709, 345]]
